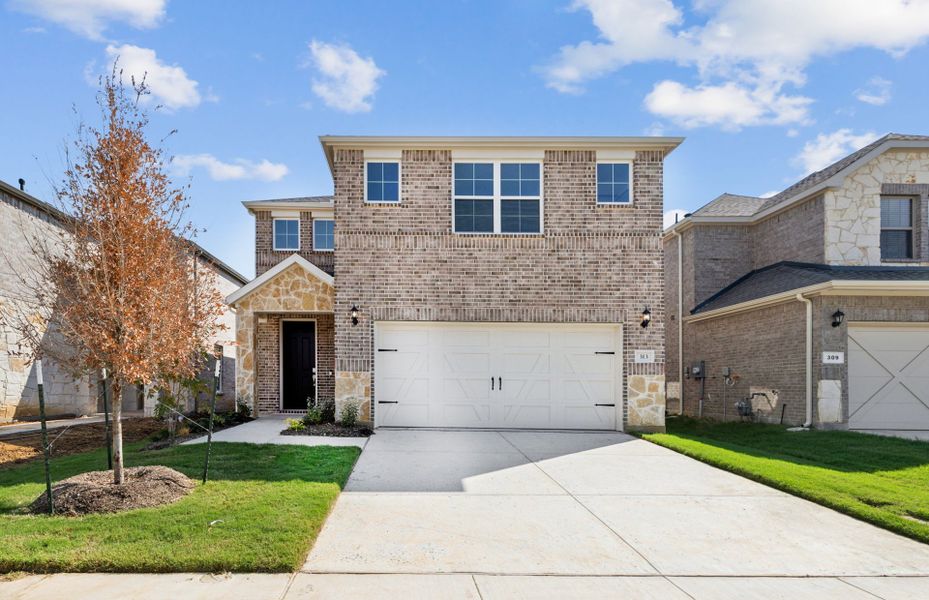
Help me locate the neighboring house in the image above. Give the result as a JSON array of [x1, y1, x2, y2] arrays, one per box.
[[664, 133, 929, 433], [0, 178, 246, 422], [229, 135, 682, 431]]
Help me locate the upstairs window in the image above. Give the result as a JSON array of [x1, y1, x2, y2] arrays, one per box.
[[454, 163, 494, 233], [453, 162, 542, 234], [881, 197, 913, 260], [597, 162, 632, 204], [313, 219, 335, 251], [273, 218, 299, 251], [366, 161, 400, 202], [500, 163, 540, 233]]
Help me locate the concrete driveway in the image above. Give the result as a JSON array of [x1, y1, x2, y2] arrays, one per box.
[[303, 429, 929, 599]]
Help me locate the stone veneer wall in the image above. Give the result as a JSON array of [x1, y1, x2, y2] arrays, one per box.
[[332, 147, 668, 431], [825, 149, 929, 266], [233, 262, 334, 414]]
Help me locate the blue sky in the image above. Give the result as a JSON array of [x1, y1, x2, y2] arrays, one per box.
[[3, 0, 929, 278]]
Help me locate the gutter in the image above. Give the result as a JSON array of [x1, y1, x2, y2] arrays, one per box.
[[670, 228, 684, 415], [795, 293, 813, 428]]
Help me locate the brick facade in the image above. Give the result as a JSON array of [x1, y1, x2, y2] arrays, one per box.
[[254, 210, 335, 276], [255, 313, 335, 414], [331, 147, 668, 429]]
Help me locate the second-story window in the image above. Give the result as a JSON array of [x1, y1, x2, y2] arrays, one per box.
[[313, 219, 334, 251], [453, 162, 542, 234], [273, 218, 299, 251], [881, 197, 913, 260], [597, 162, 632, 204], [366, 161, 400, 202]]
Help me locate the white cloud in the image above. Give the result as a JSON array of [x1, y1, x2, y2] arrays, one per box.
[[9, 0, 165, 40], [855, 76, 892, 106], [172, 154, 289, 182], [307, 40, 385, 113], [664, 208, 689, 229], [645, 80, 812, 130], [543, 0, 929, 129], [104, 44, 203, 110], [793, 129, 879, 175]]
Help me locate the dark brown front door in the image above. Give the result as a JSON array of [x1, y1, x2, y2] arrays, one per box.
[[282, 321, 316, 410]]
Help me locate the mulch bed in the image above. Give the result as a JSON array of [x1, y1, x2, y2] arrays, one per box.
[[281, 422, 373, 437], [0, 418, 164, 468], [29, 465, 196, 516]]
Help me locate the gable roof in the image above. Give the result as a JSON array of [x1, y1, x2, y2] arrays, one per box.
[[691, 261, 929, 315], [666, 133, 929, 231], [226, 254, 334, 305]]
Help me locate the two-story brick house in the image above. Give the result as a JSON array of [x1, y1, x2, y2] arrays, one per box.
[[228, 136, 683, 432], [664, 133, 929, 435]]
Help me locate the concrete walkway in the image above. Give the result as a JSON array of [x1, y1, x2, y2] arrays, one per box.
[[4, 572, 929, 599], [182, 414, 368, 448]]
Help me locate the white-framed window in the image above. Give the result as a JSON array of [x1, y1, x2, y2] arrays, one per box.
[[596, 162, 633, 205], [313, 219, 335, 251], [880, 197, 913, 260], [365, 161, 401, 203], [273, 218, 300, 251], [453, 161, 543, 234]]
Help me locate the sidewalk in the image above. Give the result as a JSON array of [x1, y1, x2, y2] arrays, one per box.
[[3, 572, 928, 599]]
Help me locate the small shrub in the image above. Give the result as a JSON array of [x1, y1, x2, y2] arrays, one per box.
[[319, 398, 336, 423], [176, 424, 191, 437], [286, 418, 306, 431], [236, 402, 252, 418], [339, 398, 361, 428], [303, 408, 323, 426]]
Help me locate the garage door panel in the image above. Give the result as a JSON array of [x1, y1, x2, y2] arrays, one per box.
[[848, 324, 929, 431], [375, 322, 620, 430]]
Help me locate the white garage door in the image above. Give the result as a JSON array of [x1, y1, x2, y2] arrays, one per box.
[[848, 323, 929, 431], [374, 322, 621, 430]]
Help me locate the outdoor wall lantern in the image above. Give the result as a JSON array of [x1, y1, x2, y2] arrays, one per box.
[[351, 305, 359, 326], [831, 309, 845, 328], [640, 306, 651, 328]]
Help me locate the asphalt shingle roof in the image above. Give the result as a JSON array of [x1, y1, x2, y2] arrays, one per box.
[[691, 262, 929, 314], [693, 193, 764, 217], [247, 195, 334, 204]]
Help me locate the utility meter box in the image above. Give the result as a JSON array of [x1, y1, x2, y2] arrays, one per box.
[[691, 361, 706, 379]]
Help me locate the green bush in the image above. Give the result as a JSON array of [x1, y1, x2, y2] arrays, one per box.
[[303, 408, 323, 426], [339, 400, 359, 428], [286, 418, 306, 431]]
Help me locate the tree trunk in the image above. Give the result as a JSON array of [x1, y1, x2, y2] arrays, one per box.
[[110, 379, 125, 484]]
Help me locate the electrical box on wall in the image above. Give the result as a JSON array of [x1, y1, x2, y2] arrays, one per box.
[[691, 361, 706, 379]]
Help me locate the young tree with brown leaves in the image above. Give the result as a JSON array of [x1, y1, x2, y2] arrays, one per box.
[[7, 70, 224, 484]]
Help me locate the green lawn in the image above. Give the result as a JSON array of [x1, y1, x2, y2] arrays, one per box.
[[0, 441, 360, 573], [644, 418, 929, 544]]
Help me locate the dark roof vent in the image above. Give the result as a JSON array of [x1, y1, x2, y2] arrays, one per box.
[[18, 178, 25, 191]]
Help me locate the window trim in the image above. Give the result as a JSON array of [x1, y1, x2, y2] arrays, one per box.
[[272, 217, 300, 251], [364, 160, 402, 204], [880, 196, 915, 260], [312, 218, 335, 252], [595, 160, 634, 206], [451, 160, 544, 235]]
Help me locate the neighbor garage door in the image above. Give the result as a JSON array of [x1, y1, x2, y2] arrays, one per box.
[[848, 323, 929, 431], [373, 322, 621, 430]]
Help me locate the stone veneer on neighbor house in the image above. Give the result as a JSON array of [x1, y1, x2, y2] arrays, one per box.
[[234, 261, 334, 414], [330, 147, 669, 430], [825, 149, 929, 266]]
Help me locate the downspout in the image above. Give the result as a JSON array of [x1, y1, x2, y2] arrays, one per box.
[[795, 293, 813, 428], [670, 229, 684, 415]]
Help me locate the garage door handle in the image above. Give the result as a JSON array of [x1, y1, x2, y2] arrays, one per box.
[[595, 351, 615, 355], [498, 377, 502, 390], [378, 348, 398, 352], [491, 377, 494, 390], [378, 401, 399, 404], [595, 403, 615, 407]]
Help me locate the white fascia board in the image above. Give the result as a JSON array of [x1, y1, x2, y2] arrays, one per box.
[[226, 254, 334, 306], [685, 279, 929, 322], [243, 200, 334, 213]]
